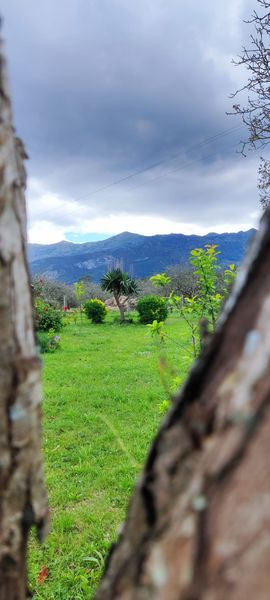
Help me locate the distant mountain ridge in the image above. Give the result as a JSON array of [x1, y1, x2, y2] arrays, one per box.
[[28, 229, 256, 283]]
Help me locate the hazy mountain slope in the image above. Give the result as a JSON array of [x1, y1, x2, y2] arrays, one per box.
[[28, 232, 143, 262], [28, 229, 256, 283]]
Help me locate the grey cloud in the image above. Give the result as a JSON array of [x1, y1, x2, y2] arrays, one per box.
[[27, 153, 259, 233], [2, 0, 261, 230]]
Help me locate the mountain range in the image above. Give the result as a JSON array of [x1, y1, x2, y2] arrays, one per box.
[[28, 229, 256, 283]]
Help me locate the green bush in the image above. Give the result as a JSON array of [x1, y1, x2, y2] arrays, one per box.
[[36, 330, 61, 353], [84, 299, 107, 323], [34, 298, 63, 332], [137, 295, 168, 324], [32, 276, 78, 308]]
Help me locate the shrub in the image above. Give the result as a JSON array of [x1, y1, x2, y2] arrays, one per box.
[[84, 299, 107, 323], [34, 298, 63, 332], [32, 276, 78, 308], [36, 330, 61, 353], [137, 295, 168, 324], [62, 307, 81, 326]]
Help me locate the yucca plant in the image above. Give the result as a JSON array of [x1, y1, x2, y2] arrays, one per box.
[[100, 268, 138, 322]]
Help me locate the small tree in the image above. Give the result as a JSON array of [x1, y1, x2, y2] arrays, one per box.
[[100, 268, 138, 322], [149, 273, 171, 291], [151, 246, 236, 359], [230, 1, 270, 207], [166, 265, 199, 298], [230, 1, 270, 152], [32, 276, 78, 308], [172, 245, 236, 353], [74, 281, 86, 323]]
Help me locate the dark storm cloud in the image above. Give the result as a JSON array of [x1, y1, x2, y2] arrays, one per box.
[[1, 0, 261, 233]]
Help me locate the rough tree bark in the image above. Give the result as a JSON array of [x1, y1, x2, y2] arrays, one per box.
[[0, 38, 48, 599], [1, 16, 270, 600], [95, 213, 270, 599]]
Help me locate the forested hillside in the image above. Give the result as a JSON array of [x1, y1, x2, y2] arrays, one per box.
[[28, 229, 255, 282]]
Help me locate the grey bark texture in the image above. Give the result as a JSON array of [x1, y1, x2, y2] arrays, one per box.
[[95, 212, 270, 599], [0, 38, 48, 599], [1, 18, 270, 600]]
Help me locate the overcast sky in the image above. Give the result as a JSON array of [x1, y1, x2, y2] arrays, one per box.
[[2, 0, 263, 243]]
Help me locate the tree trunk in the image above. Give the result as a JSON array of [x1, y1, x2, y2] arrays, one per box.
[[95, 212, 270, 599], [114, 294, 125, 322], [0, 36, 48, 599]]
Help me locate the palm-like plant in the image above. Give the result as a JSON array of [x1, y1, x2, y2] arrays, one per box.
[[100, 268, 138, 322]]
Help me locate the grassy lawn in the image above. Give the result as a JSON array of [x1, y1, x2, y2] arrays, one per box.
[[29, 311, 192, 599]]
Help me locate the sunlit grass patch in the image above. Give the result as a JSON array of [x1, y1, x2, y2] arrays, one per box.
[[29, 312, 191, 598]]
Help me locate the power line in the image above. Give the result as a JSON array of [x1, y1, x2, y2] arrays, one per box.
[[28, 124, 244, 222], [73, 125, 242, 201], [127, 133, 245, 191]]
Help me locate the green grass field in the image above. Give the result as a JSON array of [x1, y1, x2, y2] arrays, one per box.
[[29, 311, 192, 599]]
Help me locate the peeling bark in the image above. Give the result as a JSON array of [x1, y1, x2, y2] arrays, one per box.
[[95, 213, 270, 599], [0, 38, 48, 599], [1, 16, 270, 600]]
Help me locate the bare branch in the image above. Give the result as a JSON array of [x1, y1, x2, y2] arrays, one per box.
[[229, 1, 270, 154]]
